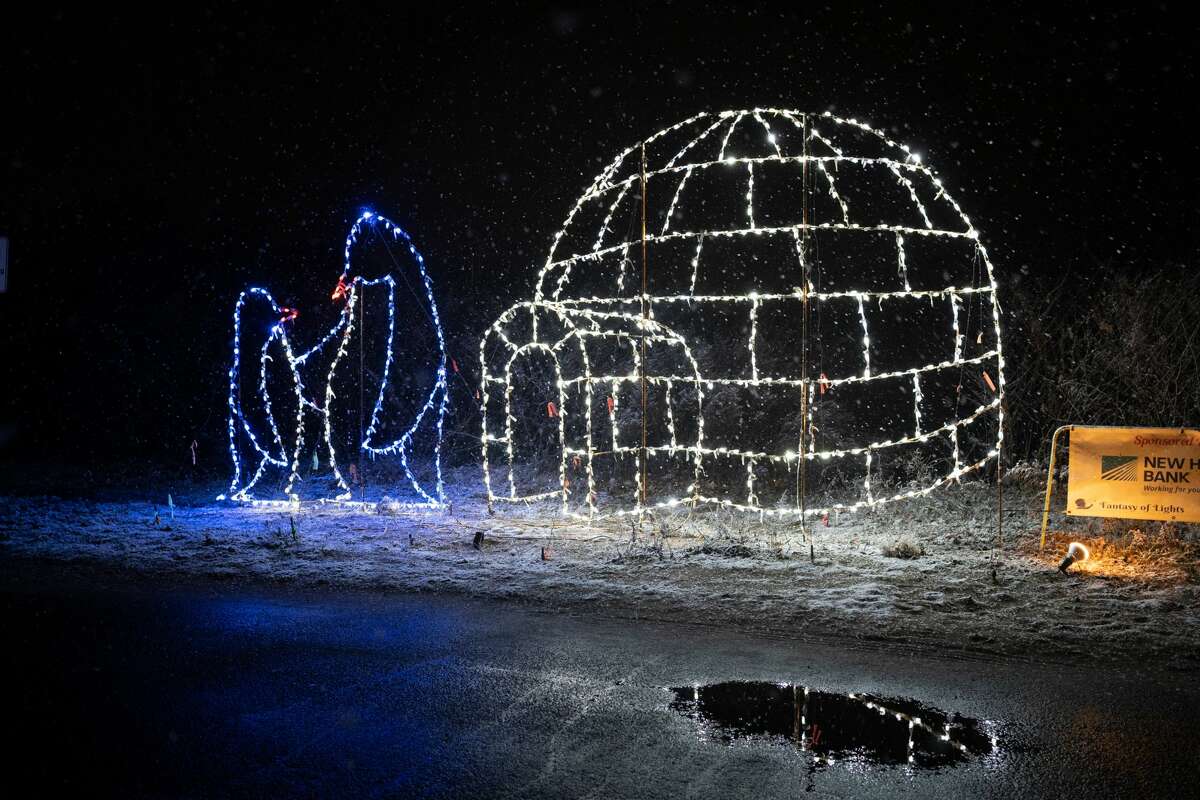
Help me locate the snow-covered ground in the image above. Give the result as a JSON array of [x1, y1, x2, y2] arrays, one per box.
[[3, 466, 1197, 670]]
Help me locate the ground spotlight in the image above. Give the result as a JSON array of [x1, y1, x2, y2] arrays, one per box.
[[1058, 542, 1090, 574]]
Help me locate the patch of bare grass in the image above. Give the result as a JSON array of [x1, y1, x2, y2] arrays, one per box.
[[882, 537, 925, 559]]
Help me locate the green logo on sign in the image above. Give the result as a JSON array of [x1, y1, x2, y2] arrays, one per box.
[[1101, 455, 1138, 481]]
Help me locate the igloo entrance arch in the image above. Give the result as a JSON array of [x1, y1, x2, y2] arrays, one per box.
[[481, 109, 1005, 519], [482, 302, 706, 516]]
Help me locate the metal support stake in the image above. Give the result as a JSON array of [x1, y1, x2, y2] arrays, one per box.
[[1039, 425, 1072, 550]]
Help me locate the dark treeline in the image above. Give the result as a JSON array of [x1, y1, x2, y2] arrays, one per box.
[[1, 5, 1195, 478]]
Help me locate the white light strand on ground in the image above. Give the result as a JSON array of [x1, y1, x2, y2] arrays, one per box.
[[484, 109, 1004, 520], [221, 212, 448, 508]]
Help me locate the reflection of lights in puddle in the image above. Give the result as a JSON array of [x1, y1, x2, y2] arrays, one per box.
[[668, 682, 998, 770]]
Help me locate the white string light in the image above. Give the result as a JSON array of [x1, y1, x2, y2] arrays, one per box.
[[844, 692, 996, 759], [896, 233, 911, 291], [220, 212, 449, 508], [482, 109, 1005, 521]]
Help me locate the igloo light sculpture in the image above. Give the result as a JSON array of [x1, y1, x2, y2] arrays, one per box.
[[480, 109, 1004, 519]]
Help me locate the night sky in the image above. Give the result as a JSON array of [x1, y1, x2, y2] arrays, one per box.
[[1, 4, 1196, 468]]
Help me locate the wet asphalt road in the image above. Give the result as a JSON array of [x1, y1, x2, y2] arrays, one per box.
[[3, 567, 1198, 799]]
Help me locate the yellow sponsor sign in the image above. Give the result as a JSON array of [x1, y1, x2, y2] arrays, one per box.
[[1066, 427, 1200, 522]]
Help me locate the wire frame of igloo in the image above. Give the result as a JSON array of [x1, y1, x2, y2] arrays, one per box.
[[480, 109, 1005, 519], [221, 212, 449, 508]]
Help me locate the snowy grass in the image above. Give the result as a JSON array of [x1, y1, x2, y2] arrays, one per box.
[[1, 464, 1197, 670]]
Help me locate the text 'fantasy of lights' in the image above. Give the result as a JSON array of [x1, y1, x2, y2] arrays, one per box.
[[220, 212, 449, 508], [480, 109, 1005, 520]]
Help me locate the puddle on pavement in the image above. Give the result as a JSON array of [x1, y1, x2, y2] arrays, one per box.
[[669, 681, 996, 770]]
